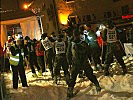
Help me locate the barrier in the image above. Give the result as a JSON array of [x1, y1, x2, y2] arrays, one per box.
[[124, 43, 133, 56]]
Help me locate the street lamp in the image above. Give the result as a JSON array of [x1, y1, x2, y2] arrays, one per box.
[[23, 2, 33, 10], [22, 1, 44, 34], [23, 4, 29, 9]]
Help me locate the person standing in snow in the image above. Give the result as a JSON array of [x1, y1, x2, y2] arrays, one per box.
[[102, 20, 127, 76], [0, 42, 4, 72], [3, 35, 12, 72], [36, 40, 46, 76], [84, 24, 102, 71], [24, 36, 42, 77], [9, 34, 28, 89], [66, 29, 101, 99], [53, 34, 70, 84], [95, 27, 107, 64], [40, 33, 55, 79]]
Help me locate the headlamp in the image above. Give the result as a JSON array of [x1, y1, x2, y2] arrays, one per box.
[[87, 36, 92, 40]]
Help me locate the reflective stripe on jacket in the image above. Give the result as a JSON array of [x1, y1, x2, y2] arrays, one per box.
[[9, 47, 24, 66]]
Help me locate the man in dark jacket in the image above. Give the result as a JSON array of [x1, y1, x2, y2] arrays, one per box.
[[66, 29, 101, 99], [53, 34, 70, 84], [24, 36, 41, 77]]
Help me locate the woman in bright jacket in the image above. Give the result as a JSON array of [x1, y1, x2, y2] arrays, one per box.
[[36, 40, 46, 76]]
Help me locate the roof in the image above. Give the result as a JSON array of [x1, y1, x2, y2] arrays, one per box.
[[0, 9, 36, 21]]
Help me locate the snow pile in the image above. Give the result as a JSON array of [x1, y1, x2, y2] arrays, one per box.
[[3, 56, 133, 100]]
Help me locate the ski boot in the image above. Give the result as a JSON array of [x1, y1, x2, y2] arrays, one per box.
[[104, 70, 110, 76], [50, 71, 54, 79], [122, 67, 127, 75], [53, 76, 58, 85], [104, 66, 110, 76], [38, 70, 43, 76], [96, 85, 101, 93], [32, 73, 38, 78]]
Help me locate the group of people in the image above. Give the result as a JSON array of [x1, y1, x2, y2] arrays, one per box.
[[1, 20, 128, 100]]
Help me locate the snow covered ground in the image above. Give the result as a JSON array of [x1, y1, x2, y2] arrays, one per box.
[[3, 56, 133, 100]]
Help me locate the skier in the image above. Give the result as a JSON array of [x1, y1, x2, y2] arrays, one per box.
[[66, 29, 101, 99], [24, 36, 42, 77], [84, 24, 102, 70], [102, 20, 127, 76], [53, 34, 70, 84], [40, 33, 55, 79]]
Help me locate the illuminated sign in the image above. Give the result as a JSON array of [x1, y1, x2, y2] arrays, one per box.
[[122, 14, 133, 19]]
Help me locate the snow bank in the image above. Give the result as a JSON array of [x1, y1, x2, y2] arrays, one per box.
[[3, 56, 133, 100]]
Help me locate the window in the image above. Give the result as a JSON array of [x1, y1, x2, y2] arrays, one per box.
[[122, 5, 129, 15], [104, 12, 112, 18]]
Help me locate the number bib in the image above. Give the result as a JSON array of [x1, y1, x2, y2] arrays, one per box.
[[80, 35, 85, 41], [41, 37, 53, 51], [55, 41, 65, 54], [107, 28, 117, 43], [6, 42, 12, 54]]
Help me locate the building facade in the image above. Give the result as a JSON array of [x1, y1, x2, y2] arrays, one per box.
[[57, 0, 133, 42], [61, 0, 133, 24]]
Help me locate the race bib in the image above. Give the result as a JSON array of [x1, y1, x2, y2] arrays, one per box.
[[107, 28, 117, 43], [80, 35, 85, 41], [55, 41, 65, 54], [41, 37, 53, 51]]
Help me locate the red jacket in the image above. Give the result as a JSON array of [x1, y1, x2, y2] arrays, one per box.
[[97, 33, 106, 48], [36, 42, 44, 56]]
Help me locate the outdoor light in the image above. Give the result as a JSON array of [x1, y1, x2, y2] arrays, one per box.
[[23, 2, 32, 10], [23, 4, 29, 9], [59, 13, 69, 25]]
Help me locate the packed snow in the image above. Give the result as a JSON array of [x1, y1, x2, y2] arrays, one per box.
[[3, 56, 133, 100]]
